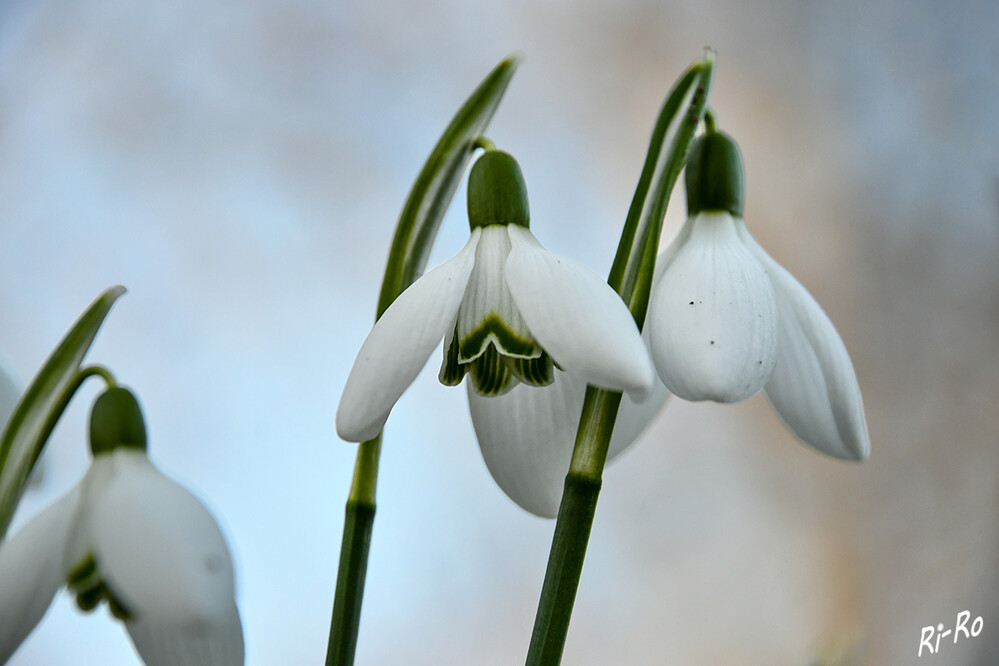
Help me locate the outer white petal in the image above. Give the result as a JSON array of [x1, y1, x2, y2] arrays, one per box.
[[468, 370, 669, 518], [648, 212, 778, 403], [504, 225, 655, 398], [738, 228, 870, 461], [0, 486, 80, 662], [86, 450, 244, 665], [336, 229, 480, 442]]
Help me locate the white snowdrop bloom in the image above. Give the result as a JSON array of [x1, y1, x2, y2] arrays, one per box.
[[648, 130, 869, 460], [336, 150, 655, 443], [649, 209, 779, 403], [0, 388, 243, 665]]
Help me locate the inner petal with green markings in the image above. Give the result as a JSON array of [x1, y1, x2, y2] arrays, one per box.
[[440, 225, 554, 395]]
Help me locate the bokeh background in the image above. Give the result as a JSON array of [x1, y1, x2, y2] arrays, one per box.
[[2, 1, 997, 664]]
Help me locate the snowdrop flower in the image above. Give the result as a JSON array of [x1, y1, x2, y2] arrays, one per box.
[[647, 130, 869, 460], [336, 149, 655, 443], [0, 387, 244, 665]]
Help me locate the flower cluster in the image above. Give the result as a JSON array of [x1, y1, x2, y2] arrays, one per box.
[[337, 134, 869, 517]]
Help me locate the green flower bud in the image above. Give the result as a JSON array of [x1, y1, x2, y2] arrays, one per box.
[[89, 387, 147, 455], [685, 130, 745, 217], [467, 150, 530, 230]]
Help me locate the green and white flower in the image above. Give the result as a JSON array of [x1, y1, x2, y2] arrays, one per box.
[[0, 388, 243, 665], [647, 130, 869, 460], [336, 150, 655, 443]]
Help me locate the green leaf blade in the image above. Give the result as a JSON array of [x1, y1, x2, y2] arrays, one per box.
[[0, 285, 126, 540], [608, 50, 715, 326], [376, 54, 521, 319]]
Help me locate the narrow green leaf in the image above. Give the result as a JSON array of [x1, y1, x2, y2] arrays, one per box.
[[0, 285, 126, 540], [608, 50, 715, 326], [376, 54, 521, 318]]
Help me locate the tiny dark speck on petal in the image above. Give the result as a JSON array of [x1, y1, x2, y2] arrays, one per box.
[[689, 301, 694, 305], [710, 340, 715, 345]]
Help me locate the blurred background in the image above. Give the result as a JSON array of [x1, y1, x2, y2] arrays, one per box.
[[1, 0, 997, 664]]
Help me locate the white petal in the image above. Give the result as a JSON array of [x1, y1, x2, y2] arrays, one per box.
[[468, 374, 581, 518], [336, 230, 480, 442], [505, 225, 654, 398], [738, 228, 870, 461], [648, 212, 778, 402], [87, 451, 244, 665], [0, 487, 80, 662], [126, 608, 244, 666], [468, 370, 669, 518]]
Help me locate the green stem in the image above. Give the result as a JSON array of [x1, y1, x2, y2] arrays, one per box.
[[526, 388, 622, 666], [703, 107, 717, 134], [77, 364, 117, 389], [33, 365, 117, 466], [326, 435, 381, 666], [473, 136, 497, 152]]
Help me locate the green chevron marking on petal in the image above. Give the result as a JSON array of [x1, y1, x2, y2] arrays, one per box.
[[469, 345, 514, 396], [439, 328, 467, 387], [458, 313, 539, 362], [504, 352, 554, 387]]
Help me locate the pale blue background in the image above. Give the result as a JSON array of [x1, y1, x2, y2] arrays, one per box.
[[2, 0, 997, 664]]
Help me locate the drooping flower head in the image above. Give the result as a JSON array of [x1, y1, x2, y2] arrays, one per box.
[[0, 387, 244, 665], [440, 150, 556, 395], [336, 148, 654, 443], [647, 128, 870, 460]]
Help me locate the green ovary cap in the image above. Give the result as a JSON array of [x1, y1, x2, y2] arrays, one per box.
[[90, 387, 147, 455], [685, 131, 745, 217], [467, 150, 530, 230]]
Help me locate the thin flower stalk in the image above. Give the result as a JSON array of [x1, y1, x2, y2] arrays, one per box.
[[526, 52, 714, 665]]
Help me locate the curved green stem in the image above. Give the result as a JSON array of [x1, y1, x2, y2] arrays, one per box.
[[34, 365, 118, 454], [76, 365, 118, 390], [0, 285, 124, 540], [473, 136, 497, 152], [703, 107, 718, 134], [14, 365, 119, 508]]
